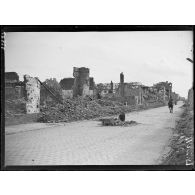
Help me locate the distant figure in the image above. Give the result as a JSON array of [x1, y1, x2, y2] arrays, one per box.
[[168, 98, 173, 113], [119, 112, 125, 121], [175, 100, 177, 105]]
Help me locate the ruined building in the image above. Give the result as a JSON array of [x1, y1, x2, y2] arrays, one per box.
[[96, 82, 119, 97], [120, 72, 125, 97], [153, 81, 172, 100], [73, 67, 90, 97], [96, 73, 144, 105], [123, 83, 144, 105], [24, 75, 40, 114], [110, 81, 113, 93], [5, 72, 41, 114], [95, 71, 175, 107], [114, 73, 144, 105], [59, 67, 95, 99], [5, 72, 24, 99], [5, 72, 19, 86], [59, 78, 75, 99]]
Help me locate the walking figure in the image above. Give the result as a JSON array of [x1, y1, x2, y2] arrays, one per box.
[[168, 98, 173, 113]]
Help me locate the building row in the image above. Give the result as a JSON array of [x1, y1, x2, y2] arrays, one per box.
[[5, 67, 180, 113]]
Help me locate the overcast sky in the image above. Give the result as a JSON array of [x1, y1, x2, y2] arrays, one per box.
[[5, 31, 193, 97]]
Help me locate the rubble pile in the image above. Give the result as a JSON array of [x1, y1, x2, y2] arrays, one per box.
[[100, 118, 138, 126], [162, 106, 194, 165], [38, 97, 134, 123]]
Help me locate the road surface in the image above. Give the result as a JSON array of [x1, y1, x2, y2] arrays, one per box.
[[5, 102, 183, 165]]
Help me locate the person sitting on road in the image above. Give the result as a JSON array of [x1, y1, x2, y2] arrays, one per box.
[[119, 112, 125, 122]]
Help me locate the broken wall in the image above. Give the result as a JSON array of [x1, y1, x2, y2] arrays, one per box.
[[5, 86, 24, 99], [62, 89, 73, 99], [24, 75, 40, 114], [73, 67, 90, 97], [120, 72, 125, 97]]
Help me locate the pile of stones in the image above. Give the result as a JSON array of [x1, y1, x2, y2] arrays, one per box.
[[100, 117, 138, 126], [161, 106, 194, 165], [38, 97, 134, 123]]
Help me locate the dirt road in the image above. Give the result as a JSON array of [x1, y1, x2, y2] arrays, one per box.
[[5, 102, 183, 165]]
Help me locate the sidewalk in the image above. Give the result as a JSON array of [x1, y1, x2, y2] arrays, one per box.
[[5, 122, 64, 135]]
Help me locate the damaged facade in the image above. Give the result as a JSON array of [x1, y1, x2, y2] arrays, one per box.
[[6, 67, 181, 115], [60, 67, 95, 99], [96, 73, 175, 106], [24, 75, 40, 114], [153, 81, 172, 100], [5, 72, 24, 99], [5, 72, 41, 114], [96, 82, 119, 97], [114, 73, 144, 105]]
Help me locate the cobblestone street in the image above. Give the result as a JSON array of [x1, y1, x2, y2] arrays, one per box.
[[5, 103, 183, 165]]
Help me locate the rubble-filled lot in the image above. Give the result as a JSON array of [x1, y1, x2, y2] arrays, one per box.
[[37, 97, 135, 123], [37, 97, 165, 123], [161, 104, 194, 165], [100, 117, 139, 126], [5, 96, 165, 125]]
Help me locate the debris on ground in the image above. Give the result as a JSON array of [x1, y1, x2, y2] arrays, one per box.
[[5, 95, 164, 125], [99, 117, 138, 126], [37, 97, 165, 123], [37, 97, 134, 123], [161, 104, 194, 165]]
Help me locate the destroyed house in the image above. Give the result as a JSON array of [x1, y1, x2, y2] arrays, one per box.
[[114, 82, 144, 105], [60, 78, 74, 90], [96, 83, 119, 97], [60, 77, 95, 99], [60, 77, 95, 90], [153, 81, 172, 98], [5, 72, 25, 99], [5, 72, 19, 87], [89, 77, 95, 90], [123, 83, 144, 105]]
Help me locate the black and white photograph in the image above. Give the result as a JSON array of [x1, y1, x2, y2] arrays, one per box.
[[1, 26, 194, 169]]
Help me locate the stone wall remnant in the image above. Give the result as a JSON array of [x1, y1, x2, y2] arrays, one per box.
[[153, 81, 173, 101], [59, 78, 75, 90], [110, 81, 113, 93], [5, 71, 25, 99], [60, 75, 94, 99], [24, 75, 40, 114], [73, 67, 90, 97], [62, 90, 73, 99], [120, 72, 125, 97], [5, 86, 24, 99], [5, 72, 19, 86]]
